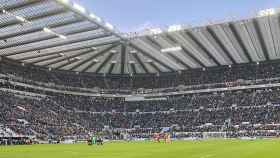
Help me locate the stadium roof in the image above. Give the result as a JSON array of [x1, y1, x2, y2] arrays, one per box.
[[0, 0, 280, 75]]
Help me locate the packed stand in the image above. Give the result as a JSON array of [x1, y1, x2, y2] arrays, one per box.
[[1, 88, 280, 139], [2, 59, 280, 91]]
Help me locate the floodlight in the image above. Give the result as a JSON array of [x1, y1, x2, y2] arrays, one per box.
[[15, 16, 26, 22], [161, 46, 182, 53], [129, 61, 136, 64], [130, 50, 137, 54], [73, 3, 86, 13], [168, 25, 182, 32], [59, 0, 69, 4], [258, 8, 276, 17], [58, 35, 67, 39], [43, 27, 52, 33], [110, 50, 117, 53], [150, 28, 162, 35], [105, 22, 114, 30], [59, 53, 65, 56], [90, 13, 102, 23]]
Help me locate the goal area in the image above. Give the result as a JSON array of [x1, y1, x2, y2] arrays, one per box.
[[202, 132, 227, 139]]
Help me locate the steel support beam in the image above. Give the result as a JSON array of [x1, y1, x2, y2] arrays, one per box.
[[0, 9, 67, 29], [253, 19, 270, 60], [70, 44, 119, 71], [0, 0, 48, 13], [145, 36, 162, 49], [108, 63, 116, 74], [149, 62, 162, 73], [120, 44, 127, 74], [129, 43, 175, 71], [0, 26, 100, 50], [0, 17, 84, 41], [30, 54, 61, 64], [95, 53, 115, 73], [130, 63, 137, 74], [187, 30, 222, 65], [42, 49, 95, 66], [168, 53, 191, 69], [4, 33, 115, 56], [228, 23, 253, 62], [166, 34, 205, 68], [55, 59, 79, 69], [18, 41, 118, 61], [132, 53, 149, 73]]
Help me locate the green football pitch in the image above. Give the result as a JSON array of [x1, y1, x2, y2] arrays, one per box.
[[1, 139, 280, 158]]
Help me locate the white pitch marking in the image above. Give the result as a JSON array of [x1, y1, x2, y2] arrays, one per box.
[[200, 154, 214, 158]]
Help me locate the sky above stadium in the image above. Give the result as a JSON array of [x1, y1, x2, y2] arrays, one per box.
[[76, 0, 280, 32]]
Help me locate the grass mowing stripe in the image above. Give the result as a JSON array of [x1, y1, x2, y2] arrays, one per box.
[[0, 139, 280, 158]]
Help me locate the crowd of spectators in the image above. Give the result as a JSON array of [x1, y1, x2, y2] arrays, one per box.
[[1, 88, 280, 139], [1, 58, 280, 139], [2, 58, 280, 91]]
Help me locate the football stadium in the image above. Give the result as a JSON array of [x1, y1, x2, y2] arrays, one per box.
[[1, 0, 280, 157]]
